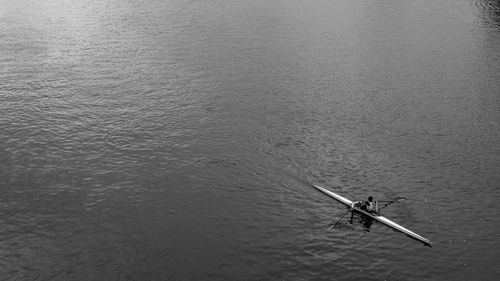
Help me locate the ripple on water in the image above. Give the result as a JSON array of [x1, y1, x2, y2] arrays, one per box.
[[1, 0, 500, 280], [476, 0, 500, 28]]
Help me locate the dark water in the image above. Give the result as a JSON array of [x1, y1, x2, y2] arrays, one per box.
[[1, 0, 499, 280]]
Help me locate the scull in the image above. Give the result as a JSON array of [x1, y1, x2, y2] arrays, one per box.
[[313, 184, 432, 247]]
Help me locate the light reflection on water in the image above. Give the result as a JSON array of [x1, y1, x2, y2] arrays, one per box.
[[1, 0, 499, 280]]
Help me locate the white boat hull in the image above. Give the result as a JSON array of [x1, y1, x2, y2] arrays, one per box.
[[313, 184, 432, 247]]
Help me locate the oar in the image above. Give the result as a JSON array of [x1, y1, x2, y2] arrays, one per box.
[[328, 209, 352, 230], [378, 196, 406, 211]]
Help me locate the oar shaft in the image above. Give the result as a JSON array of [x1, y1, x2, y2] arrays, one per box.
[[379, 201, 396, 210], [329, 209, 351, 229]]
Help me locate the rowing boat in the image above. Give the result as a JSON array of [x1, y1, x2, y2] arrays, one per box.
[[313, 184, 432, 247]]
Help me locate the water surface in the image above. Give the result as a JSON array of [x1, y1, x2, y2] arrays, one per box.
[[1, 0, 499, 280]]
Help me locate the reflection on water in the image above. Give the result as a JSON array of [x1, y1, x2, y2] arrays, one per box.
[[476, 0, 500, 27], [1, 0, 500, 280]]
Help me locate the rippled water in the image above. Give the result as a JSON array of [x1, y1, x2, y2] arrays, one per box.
[[1, 0, 499, 280]]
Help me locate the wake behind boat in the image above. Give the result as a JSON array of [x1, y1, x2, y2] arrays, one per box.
[[313, 184, 432, 247]]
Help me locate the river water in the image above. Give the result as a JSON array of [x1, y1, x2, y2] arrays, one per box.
[[1, 0, 499, 280]]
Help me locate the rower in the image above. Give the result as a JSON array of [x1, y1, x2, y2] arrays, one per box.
[[363, 196, 378, 214], [349, 196, 378, 223]]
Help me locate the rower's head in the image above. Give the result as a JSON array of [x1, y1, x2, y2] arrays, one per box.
[[368, 196, 373, 202]]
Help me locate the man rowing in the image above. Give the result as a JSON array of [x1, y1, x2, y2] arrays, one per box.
[[349, 196, 378, 224], [313, 185, 432, 246], [363, 196, 378, 213]]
